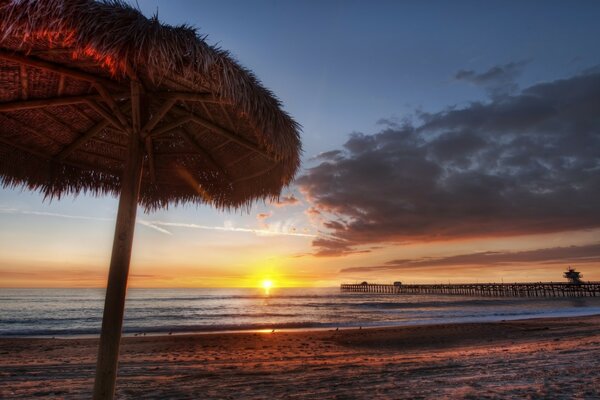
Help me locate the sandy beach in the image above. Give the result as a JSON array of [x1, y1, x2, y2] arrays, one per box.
[[1, 315, 600, 399]]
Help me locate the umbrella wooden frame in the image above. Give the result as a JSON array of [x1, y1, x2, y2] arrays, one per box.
[[0, 51, 182, 398], [0, 53, 276, 399], [0, 51, 137, 397], [0, 2, 301, 398]]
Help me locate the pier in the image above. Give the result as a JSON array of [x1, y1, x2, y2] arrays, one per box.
[[340, 282, 600, 297]]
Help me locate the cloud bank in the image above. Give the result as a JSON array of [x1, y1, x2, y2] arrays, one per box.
[[298, 68, 600, 256], [341, 243, 600, 273]]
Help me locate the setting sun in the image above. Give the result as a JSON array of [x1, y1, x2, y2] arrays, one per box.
[[262, 279, 273, 295], [262, 279, 273, 289]]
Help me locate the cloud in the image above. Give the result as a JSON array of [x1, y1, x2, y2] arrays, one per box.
[[136, 220, 173, 235], [0, 207, 314, 238], [454, 61, 528, 97], [0, 207, 107, 222], [341, 243, 600, 273], [141, 220, 316, 238], [256, 211, 272, 229], [310, 150, 345, 162], [0, 207, 175, 236], [297, 69, 600, 256], [256, 212, 272, 220], [271, 194, 301, 207]]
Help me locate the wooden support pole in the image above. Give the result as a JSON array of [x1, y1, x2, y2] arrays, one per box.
[[93, 80, 145, 400]]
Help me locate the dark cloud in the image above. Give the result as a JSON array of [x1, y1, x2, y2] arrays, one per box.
[[311, 237, 369, 257], [310, 150, 345, 162], [341, 243, 600, 273], [297, 70, 600, 256], [455, 61, 528, 97]]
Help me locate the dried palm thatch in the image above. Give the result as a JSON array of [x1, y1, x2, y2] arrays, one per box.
[[0, 0, 301, 210]]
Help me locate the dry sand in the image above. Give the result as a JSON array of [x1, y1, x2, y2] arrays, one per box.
[[1, 315, 600, 399]]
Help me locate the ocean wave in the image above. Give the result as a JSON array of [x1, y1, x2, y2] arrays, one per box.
[[3, 288, 600, 338]]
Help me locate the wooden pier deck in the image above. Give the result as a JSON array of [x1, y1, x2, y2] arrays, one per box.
[[340, 282, 600, 297]]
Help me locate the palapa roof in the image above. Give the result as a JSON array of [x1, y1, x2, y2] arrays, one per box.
[[0, 0, 301, 210]]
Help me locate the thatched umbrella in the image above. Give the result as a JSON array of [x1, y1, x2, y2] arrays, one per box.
[[0, 1, 301, 398]]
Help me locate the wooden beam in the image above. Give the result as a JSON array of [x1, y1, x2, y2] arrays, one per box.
[[152, 151, 199, 157], [0, 113, 63, 147], [0, 136, 49, 159], [1, 95, 97, 112], [74, 102, 132, 135], [226, 151, 252, 168], [212, 139, 232, 152], [220, 103, 236, 130], [57, 74, 65, 96], [131, 80, 142, 134], [19, 65, 29, 100], [0, 48, 123, 91], [232, 163, 278, 184], [0, 136, 121, 174], [77, 148, 124, 164], [170, 102, 271, 159], [149, 115, 193, 138], [88, 136, 127, 149], [85, 100, 127, 132], [69, 103, 96, 125], [0, 94, 128, 113], [55, 120, 111, 160], [39, 109, 73, 133], [29, 48, 73, 57], [144, 137, 156, 183], [124, 69, 159, 183], [155, 92, 227, 104], [200, 102, 214, 123], [177, 127, 229, 178], [188, 114, 273, 159], [93, 84, 131, 131], [141, 98, 177, 138]]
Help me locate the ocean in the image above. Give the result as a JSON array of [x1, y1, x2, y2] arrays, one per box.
[[2, 288, 600, 337]]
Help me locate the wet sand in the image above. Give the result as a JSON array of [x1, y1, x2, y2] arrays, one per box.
[[1, 315, 600, 399]]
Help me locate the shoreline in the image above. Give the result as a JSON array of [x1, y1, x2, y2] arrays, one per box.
[[4, 312, 600, 342], [5, 309, 600, 340], [2, 314, 600, 398]]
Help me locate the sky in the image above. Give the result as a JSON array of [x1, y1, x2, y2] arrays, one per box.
[[1, 0, 600, 287]]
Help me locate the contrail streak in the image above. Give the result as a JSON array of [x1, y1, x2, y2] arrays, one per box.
[[0, 207, 315, 238]]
